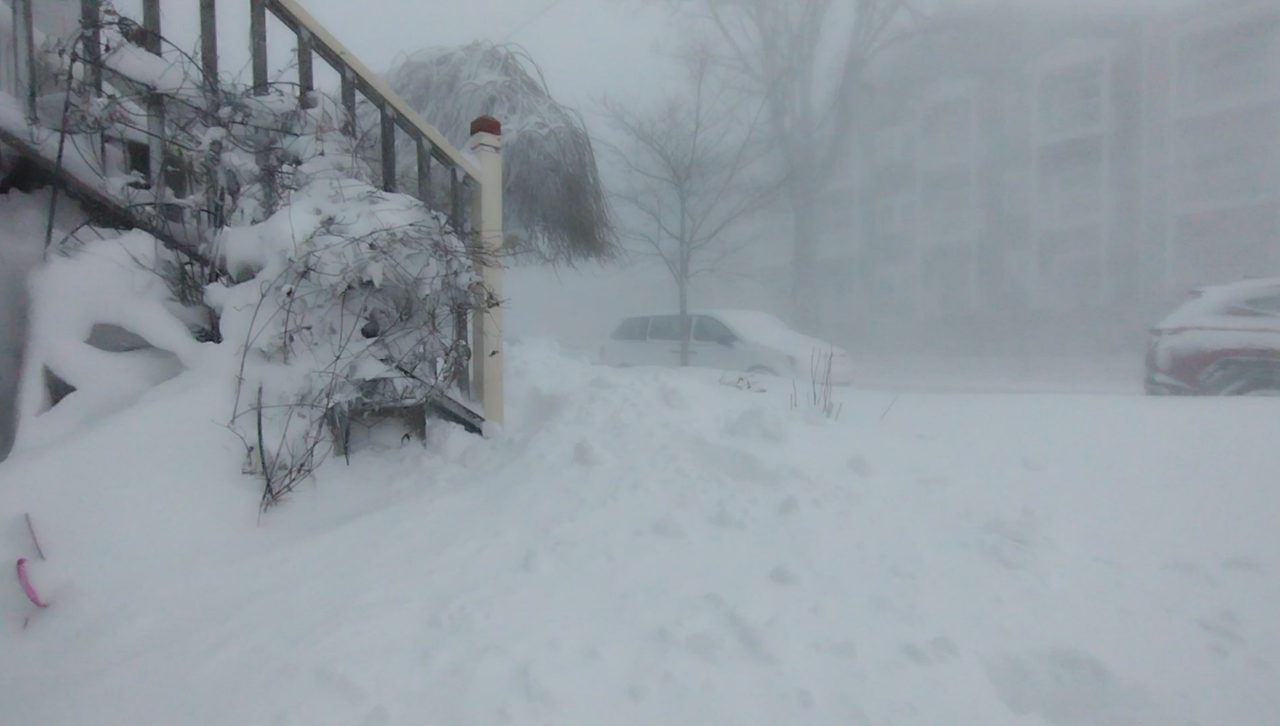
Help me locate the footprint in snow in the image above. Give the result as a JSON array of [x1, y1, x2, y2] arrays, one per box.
[[796, 688, 815, 709], [931, 636, 961, 661], [1020, 456, 1047, 472], [651, 518, 687, 539], [660, 385, 689, 410], [1196, 610, 1246, 656], [769, 564, 799, 585], [521, 549, 539, 573], [777, 495, 800, 515], [361, 706, 390, 726], [826, 639, 859, 659], [986, 648, 1148, 725], [899, 636, 960, 665], [573, 439, 601, 466], [902, 643, 932, 665], [1163, 560, 1219, 586], [1221, 555, 1264, 574], [848, 455, 872, 477], [310, 666, 369, 706]]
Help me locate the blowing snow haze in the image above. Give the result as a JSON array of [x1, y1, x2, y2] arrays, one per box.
[[3, 0, 1280, 724]]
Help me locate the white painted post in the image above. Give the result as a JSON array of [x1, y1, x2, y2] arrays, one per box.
[[467, 116, 504, 428]]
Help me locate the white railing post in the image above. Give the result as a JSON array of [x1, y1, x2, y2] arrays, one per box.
[[467, 116, 504, 428]]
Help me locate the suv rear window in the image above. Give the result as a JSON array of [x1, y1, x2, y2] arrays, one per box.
[[611, 317, 649, 341], [1240, 295, 1280, 315], [647, 315, 685, 341]]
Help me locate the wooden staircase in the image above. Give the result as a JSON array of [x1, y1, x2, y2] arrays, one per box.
[[0, 0, 505, 434]]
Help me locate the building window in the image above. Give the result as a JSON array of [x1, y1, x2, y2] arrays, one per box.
[[1175, 206, 1280, 285], [1002, 170, 1031, 219], [1037, 155, 1103, 226], [872, 193, 915, 236], [1038, 62, 1105, 137], [872, 271, 897, 312], [1038, 228, 1103, 310], [919, 97, 971, 163], [920, 172, 972, 239], [923, 246, 971, 311], [875, 125, 913, 166], [1178, 17, 1278, 109], [1176, 106, 1278, 205], [1049, 250, 1101, 309]]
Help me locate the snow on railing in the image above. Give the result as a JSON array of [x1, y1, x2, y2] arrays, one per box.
[[0, 0, 505, 424]]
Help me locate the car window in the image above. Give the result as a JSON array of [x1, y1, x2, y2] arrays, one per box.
[[647, 315, 685, 341], [610, 317, 649, 341], [1240, 295, 1280, 315], [694, 316, 735, 343]]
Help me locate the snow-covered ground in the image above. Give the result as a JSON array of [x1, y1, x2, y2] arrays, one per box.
[[849, 354, 1144, 395], [2, 338, 1277, 725]]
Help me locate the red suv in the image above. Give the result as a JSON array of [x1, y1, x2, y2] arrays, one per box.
[[1146, 277, 1280, 395]]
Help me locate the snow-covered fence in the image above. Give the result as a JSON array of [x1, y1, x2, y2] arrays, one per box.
[[0, 0, 505, 427]]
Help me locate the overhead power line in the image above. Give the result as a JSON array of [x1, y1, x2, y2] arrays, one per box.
[[501, 0, 569, 42]]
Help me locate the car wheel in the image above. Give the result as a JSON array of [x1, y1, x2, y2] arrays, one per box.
[[747, 366, 779, 377]]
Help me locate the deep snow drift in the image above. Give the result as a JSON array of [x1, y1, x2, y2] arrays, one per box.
[[2, 340, 1278, 725]]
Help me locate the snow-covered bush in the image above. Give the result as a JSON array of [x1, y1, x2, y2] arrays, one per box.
[[210, 167, 485, 505], [14, 9, 494, 507]]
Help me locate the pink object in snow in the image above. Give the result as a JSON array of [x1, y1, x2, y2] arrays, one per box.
[[15, 558, 49, 608]]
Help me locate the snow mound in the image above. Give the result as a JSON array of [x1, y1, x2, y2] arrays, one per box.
[[3, 339, 1280, 725], [18, 232, 212, 449]]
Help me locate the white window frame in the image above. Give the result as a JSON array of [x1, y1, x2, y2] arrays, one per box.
[[1177, 17, 1277, 110], [873, 193, 915, 236], [918, 97, 972, 165], [920, 175, 972, 240], [875, 126, 911, 166], [1038, 63, 1106, 138], [1037, 160, 1104, 227]]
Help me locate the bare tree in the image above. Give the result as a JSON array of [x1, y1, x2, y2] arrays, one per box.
[[599, 45, 772, 366], [674, 0, 923, 329]]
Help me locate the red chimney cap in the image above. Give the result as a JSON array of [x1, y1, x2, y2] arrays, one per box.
[[470, 116, 501, 136]]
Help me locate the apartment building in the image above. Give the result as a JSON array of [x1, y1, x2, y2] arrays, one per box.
[[1144, 0, 1280, 297], [821, 0, 1280, 354]]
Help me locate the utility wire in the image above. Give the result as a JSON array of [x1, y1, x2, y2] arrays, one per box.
[[501, 0, 569, 42]]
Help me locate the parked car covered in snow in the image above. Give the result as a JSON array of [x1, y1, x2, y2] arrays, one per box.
[[599, 309, 854, 384], [1145, 277, 1280, 395]]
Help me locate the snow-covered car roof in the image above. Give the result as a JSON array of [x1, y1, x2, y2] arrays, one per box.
[[1158, 277, 1280, 330], [619, 309, 843, 357]]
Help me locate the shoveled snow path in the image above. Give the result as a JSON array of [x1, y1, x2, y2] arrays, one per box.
[[3, 341, 1279, 725]]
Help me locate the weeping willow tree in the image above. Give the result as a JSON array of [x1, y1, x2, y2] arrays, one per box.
[[377, 42, 617, 265]]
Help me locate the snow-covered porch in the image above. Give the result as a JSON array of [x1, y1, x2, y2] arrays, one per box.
[[0, 0, 506, 463]]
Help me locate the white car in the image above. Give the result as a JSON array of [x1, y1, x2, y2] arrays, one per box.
[[599, 309, 854, 385]]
